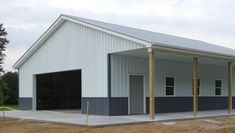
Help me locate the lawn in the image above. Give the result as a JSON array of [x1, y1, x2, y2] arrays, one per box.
[[0, 105, 18, 111]]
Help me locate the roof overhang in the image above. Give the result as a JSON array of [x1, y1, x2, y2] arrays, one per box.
[[13, 15, 151, 69], [112, 47, 235, 67]]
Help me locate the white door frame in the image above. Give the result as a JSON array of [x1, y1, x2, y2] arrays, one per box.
[[128, 74, 146, 115]]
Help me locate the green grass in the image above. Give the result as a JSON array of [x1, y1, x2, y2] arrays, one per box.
[[0, 105, 18, 111]]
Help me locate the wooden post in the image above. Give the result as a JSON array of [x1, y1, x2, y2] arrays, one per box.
[[148, 47, 155, 119], [193, 57, 198, 116], [228, 62, 232, 114]]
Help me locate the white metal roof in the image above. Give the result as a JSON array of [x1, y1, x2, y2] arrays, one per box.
[[66, 15, 235, 58], [13, 14, 235, 69]]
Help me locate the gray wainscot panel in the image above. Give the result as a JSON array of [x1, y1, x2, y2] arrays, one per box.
[[146, 97, 235, 113], [19, 97, 33, 110], [81, 97, 109, 115], [109, 97, 128, 115]]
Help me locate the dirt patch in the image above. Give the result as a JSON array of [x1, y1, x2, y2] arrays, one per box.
[[1, 116, 235, 133]]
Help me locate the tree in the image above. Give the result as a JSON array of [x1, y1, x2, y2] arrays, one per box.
[[0, 24, 9, 118], [0, 79, 9, 105], [1, 72, 18, 104], [0, 79, 8, 119], [0, 23, 9, 74]]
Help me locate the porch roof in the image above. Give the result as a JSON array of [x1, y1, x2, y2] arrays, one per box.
[[113, 48, 234, 66]]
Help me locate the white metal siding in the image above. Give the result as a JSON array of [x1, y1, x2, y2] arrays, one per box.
[[111, 54, 234, 97], [19, 21, 144, 98], [111, 55, 148, 97]]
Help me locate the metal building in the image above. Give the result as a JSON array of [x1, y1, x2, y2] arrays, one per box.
[[13, 14, 235, 118]]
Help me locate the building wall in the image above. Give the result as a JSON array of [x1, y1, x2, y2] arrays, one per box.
[[110, 54, 235, 114], [18, 21, 144, 110]]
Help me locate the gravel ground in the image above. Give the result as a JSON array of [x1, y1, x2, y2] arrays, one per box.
[[1, 116, 235, 133]]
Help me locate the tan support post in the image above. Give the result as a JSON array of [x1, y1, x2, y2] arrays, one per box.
[[193, 57, 198, 116], [228, 62, 232, 114], [148, 47, 155, 119]]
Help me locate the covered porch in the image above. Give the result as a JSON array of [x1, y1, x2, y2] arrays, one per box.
[[110, 46, 235, 119]]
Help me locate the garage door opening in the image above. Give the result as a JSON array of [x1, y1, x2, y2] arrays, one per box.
[[36, 70, 81, 110]]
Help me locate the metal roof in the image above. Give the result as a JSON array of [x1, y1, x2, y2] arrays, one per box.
[[13, 14, 235, 69], [65, 15, 235, 58]]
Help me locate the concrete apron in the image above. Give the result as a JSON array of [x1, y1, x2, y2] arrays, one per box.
[[0, 110, 235, 127]]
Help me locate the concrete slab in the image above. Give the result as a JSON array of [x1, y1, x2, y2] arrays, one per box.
[[0, 110, 235, 126]]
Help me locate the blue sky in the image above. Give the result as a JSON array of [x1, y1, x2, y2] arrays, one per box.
[[1, 0, 235, 71]]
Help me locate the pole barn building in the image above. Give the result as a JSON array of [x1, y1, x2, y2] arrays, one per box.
[[13, 14, 235, 118]]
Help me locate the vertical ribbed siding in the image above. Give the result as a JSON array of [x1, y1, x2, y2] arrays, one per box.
[[19, 97, 32, 110], [111, 54, 231, 97], [111, 55, 148, 97], [81, 97, 109, 115], [19, 21, 144, 98]]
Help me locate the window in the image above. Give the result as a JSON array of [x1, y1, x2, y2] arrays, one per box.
[[215, 80, 222, 95], [166, 77, 174, 95], [192, 79, 200, 95]]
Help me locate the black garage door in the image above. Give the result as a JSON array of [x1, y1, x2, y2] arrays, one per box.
[[36, 70, 81, 110]]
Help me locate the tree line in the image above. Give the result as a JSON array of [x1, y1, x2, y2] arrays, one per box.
[[0, 72, 18, 104]]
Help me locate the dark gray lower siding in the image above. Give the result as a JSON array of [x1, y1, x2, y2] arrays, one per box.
[[19, 97, 32, 110], [82, 96, 235, 115], [109, 97, 128, 115], [198, 97, 228, 111], [81, 97, 128, 116], [81, 97, 109, 115], [109, 96, 234, 115], [146, 97, 192, 113], [20, 96, 234, 115], [146, 97, 235, 113]]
